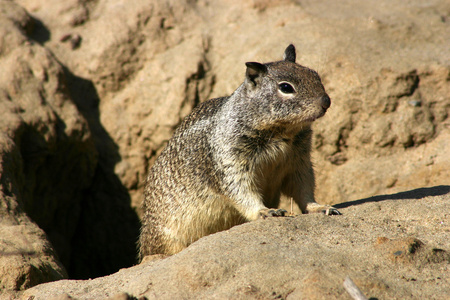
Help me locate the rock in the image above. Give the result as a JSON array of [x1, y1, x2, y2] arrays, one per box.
[[0, 0, 139, 288], [0, 1, 73, 291], [20, 189, 450, 299], [375, 236, 450, 264], [0, 223, 67, 292]]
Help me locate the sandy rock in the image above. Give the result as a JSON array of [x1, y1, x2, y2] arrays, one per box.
[[20, 189, 450, 299], [0, 1, 73, 291], [0, 0, 139, 288], [0, 223, 67, 292]]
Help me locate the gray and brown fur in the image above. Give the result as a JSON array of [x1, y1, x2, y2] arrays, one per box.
[[139, 45, 339, 259]]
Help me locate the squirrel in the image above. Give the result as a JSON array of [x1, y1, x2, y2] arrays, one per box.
[[139, 44, 340, 259]]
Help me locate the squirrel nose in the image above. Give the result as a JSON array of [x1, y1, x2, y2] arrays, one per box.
[[321, 94, 331, 110]]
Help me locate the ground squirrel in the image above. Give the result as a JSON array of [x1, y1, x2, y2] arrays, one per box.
[[139, 44, 340, 259]]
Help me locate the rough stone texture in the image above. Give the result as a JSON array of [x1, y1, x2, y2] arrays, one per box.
[[18, 189, 450, 299], [0, 0, 140, 288], [0, 0, 449, 296], [1, 1, 78, 290]]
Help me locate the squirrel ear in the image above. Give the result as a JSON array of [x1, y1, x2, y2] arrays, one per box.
[[245, 62, 267, 87], [283, 44, 296, 63]]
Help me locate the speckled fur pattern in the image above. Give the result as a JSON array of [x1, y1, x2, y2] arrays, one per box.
[[139, 45, 335, 259]]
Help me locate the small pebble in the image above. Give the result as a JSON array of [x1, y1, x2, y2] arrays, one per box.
[[408, 100, 421, 107]]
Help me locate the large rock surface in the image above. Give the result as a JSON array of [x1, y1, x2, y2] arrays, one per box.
[[0, 0, 140, 288], [0, 0, 448, 296], [18, 188, 450, 299]]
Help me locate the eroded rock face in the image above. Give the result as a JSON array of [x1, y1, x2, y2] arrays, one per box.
[[0, 0, 449, 293], [0, 1, 82, 290], [0, 0, 139, 288], [0, 224, 67, 291]]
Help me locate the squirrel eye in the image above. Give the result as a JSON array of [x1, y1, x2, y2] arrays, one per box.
[[278, 82, 295, 94]]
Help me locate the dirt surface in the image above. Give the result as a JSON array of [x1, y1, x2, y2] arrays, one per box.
[[0, 0, 449, 297]]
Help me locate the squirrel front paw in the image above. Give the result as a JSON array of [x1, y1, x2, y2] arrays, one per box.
[[258, 208, 287, 219]]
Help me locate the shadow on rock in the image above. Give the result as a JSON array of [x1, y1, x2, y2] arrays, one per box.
[[334, 185, 450, 209], [62, 68, 141, 279], [14, 10, 140, 281]]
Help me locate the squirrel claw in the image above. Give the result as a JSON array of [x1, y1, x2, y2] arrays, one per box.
[[307, 203, 342, 215], [322, 207, 342, 215], [259, 208, 287, 219]]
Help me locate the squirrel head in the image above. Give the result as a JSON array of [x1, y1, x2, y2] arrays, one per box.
[[242, 44, 330, 132]]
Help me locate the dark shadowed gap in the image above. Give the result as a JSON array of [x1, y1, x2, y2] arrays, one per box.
[[62, 68, 141, 279]]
